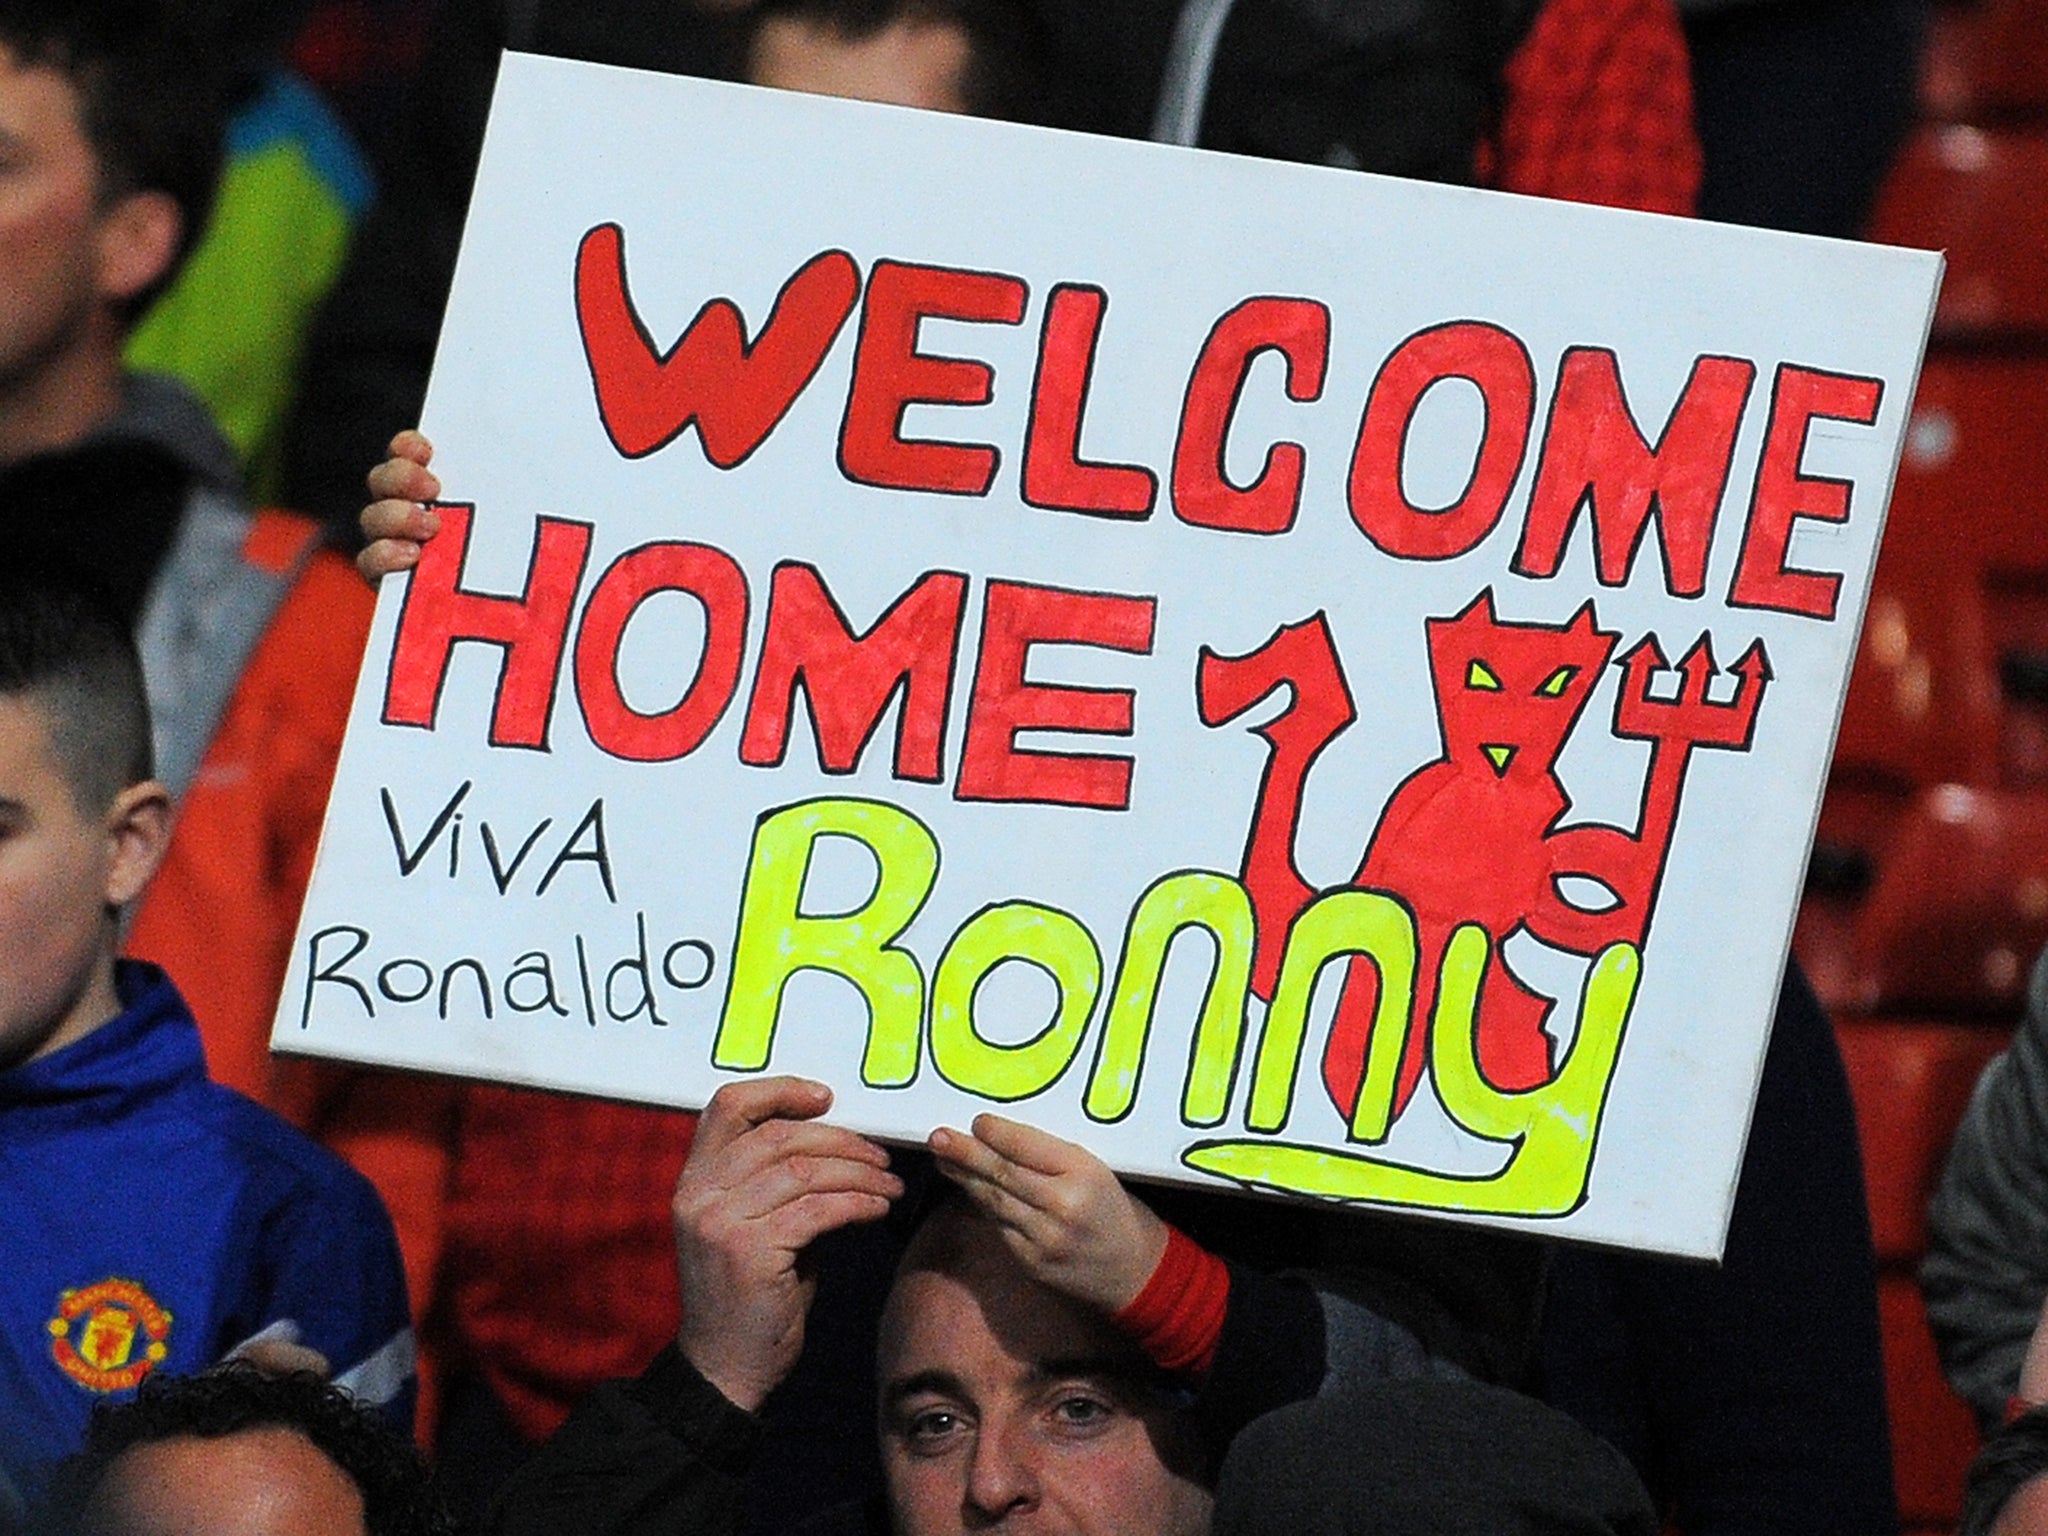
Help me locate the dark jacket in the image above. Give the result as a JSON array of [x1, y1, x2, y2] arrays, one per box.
[[482, 1254, 1465, 1536], [1540, 964, 1898, 1535]]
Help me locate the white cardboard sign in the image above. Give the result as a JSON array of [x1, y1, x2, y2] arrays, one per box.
[[278, 52, 1941, 1258]]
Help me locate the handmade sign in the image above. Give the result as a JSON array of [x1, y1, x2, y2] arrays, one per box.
[[278, 52, 1942, 1258]]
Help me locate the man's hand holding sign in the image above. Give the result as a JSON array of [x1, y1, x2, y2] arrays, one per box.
[[670, 1077, 902, 1413], [661, 1074, 1185, 1414]]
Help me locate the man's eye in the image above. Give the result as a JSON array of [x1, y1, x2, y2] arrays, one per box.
[[1050, 1395, 1113, 1432], [904, 1408, 963, 1450]]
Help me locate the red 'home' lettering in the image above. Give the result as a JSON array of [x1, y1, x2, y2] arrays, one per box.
[[1515, 349, 1757, 596], [1349, 321, 1535, 561], [575, 225, 860, 464], [383, 504, 592, 750], [382, 506, 1162, 796], [1021, 284, 1157, 519], [573, 542, 751, 762], [956, 580, 1157, 810], [839, 259, 1029, 495], [1172, 296, 1330, 535], [740, 564, 969, 780], [1728, 363, 1884, 620]]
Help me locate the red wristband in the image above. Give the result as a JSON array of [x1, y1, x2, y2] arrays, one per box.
[[1110, 1224, 1230, 1378]]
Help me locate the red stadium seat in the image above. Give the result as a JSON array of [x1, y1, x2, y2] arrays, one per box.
[[1838, 1018, 2011, 1260], [1920, 0, 2048, 122], [1827, 355, 2048, 794], [1853, 785, 2048, 1014], [1881, 1273, 1984, 1529], [1989, 569, 2048, 788], [1811, 357, 2048, 1004], [1840, 1019, 2007, 1524], [1885, 355, 2048, 580], [1830, 565, 1987, 800], [1798, 784, 1915, 1012], [1795, 885, 1870, 1016], [1867, 126, 2048, 337]]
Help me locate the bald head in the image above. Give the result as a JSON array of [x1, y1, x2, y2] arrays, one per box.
[[76, 1427, 367, 1536], [55, 1363, 447, 1536]]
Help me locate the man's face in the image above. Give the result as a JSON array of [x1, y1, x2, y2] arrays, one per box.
[[0, 693, 120, 1070], [80, 1427, 368, 1536], [0, 42, 109, 397], [876, 1220, 1213, 1536], [749, 15, 972, 114]]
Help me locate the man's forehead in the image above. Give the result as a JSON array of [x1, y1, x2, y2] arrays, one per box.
[[0, 45, 95, 168], [879, 1241, 1143, 1387], [0, 42, 81, 115], [87, 1428, 369, 1536], [748, 13, 972, 115]]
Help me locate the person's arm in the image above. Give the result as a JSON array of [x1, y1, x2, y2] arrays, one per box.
[[246, 1142, 419, 1435], [484, 1343, 766, 1536], [482, 1077, 901, 1536], [1926, 950, 2048, 1427], [1488, 0, 1701, 216]]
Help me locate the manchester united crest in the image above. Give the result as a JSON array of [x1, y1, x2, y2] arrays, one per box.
[[48, 1278, 172, 1393]]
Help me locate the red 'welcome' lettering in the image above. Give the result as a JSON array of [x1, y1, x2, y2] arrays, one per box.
[[564, 229, 1890, 622], [1348, 321, 1535, 561], [1729, 363, 1884, 620], [1515, 349, 1757, 596], [575, 224, 859, 464], [839, 260, 1028, 495], [1172, 296, 1329, 535], [1021, 284, 1157, 519]]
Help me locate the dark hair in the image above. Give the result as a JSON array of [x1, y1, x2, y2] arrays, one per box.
[[0, 558, 153, 811], [53, 1364, 452, 1536], [0, 0, 231, 315], [1962, 1405, 2048, 1535], [748, 0, 1057, 125]]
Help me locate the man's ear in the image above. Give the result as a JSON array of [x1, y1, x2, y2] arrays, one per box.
[[95, 189, 183, 308], [104, 780, 173, 909]]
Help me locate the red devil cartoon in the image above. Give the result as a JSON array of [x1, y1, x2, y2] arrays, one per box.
[[1197, 589, 1769, 1121]]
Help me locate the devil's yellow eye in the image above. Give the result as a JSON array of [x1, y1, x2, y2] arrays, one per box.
[[1466, 660, 1501, 691], [1538, 666, 1577, 697]]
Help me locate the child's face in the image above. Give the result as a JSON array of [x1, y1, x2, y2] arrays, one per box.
[[0, 693, 125, 1067]]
